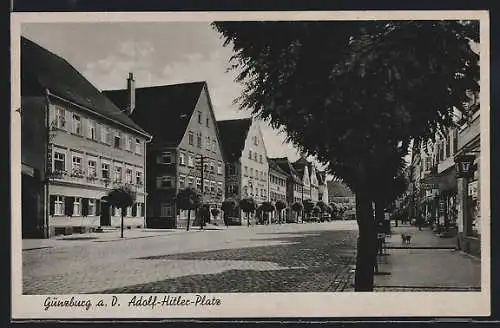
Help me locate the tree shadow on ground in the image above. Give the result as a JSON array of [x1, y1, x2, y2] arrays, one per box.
[[94, 230, 358, 294]]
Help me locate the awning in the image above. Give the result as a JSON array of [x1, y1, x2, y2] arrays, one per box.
[[421, 167, 457, 193]]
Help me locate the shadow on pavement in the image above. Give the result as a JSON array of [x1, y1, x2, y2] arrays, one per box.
[[94, 230, 358, 294]]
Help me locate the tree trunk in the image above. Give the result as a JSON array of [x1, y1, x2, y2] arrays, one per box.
[[186, 210, 191, 231], [354, 190, 377, 291], [247, 212, 250, 227], [121, 213, 124, 238]]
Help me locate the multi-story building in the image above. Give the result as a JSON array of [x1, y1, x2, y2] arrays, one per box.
[[270, 157, 303, 221], [267, 158, 288, 221], [455, 109, 480, 257], [317, 170, 329, 204], [105, 81, 225, 229], [292, 156, 310, 202], [21, 37, 151, 238], [217, 118, 269, 216]]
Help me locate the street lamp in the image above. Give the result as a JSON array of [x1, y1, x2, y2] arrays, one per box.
[[454, 154, 476, 179]]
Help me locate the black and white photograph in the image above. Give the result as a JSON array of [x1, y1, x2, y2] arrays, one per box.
[[11, 11, 490, 319]]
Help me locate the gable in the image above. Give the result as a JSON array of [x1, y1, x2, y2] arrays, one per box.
[[179, 84, 224, 159]]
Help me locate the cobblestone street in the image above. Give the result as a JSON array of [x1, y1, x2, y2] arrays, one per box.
[[22, 221, 358, 294]]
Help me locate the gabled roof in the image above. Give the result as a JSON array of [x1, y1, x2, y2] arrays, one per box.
[[21, 36, 148, 136], [216, 118, 252, 162], [270, 157, 302, 184], [268, 158, 289, 177], [104, 81, 206, 147], [292, 156, 310, 177]]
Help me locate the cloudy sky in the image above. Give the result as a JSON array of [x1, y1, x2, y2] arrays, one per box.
[[22, 22, 304, 162]]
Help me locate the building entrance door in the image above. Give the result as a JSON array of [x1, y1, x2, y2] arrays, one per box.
[[100, 201, 111, 226]]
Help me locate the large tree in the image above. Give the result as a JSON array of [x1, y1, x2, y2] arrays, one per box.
[[239, 197, 257, 227], [214, 20, 478, 291], [175, 188, 202, 231], [105, 186, 136, 238], [275, 200, 287, 224]]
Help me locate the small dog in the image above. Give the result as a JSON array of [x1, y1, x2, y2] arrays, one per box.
[[401, 233, 412, 245]]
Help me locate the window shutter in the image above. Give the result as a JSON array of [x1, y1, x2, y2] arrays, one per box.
[[132, 204, 137, 216], [65, 197, 74, 216], [96, 199, 101, 216], [82, 198, 89, 216], [141, 203, 145, 217], [49, 195, 56, 216]]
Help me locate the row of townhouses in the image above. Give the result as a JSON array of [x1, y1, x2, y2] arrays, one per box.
[[20, 37, 329, 237], [408, 93, 481, 257]]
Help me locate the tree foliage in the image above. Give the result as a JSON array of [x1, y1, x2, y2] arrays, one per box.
[[105, 186, 136, 238], [175, 188, 202, 211], [221, 198, 237, 214], [239, 197, 256, 214], [291, 201, 303, 213], [213, 20, 479, 191]]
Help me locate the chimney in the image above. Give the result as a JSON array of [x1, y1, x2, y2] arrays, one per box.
[[127, 72, 135, 115]]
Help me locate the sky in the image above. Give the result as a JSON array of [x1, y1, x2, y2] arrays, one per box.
[[21, 22, 305, 162]]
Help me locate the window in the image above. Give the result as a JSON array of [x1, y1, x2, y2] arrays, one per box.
[[206, 117, 209, 127], [54, 106, 66, 129], [210, 161, 215, 173], [248, 150, 252, 159], [101, 126, 109, 144], [179, 152, 186, 165], [127, 206, 132, 217], [179, 175, 186, 189], [188, 153, 194, 167], [244, 166, 248, 175], [198, 111, 202, 124], [204, 179, 210, 193], [206, 136, 211, 150], [54, 196, 64, 215], [210, 181, 216, 193], [136, 171, 143, 185], [187, 176, 194, 188], [212, 139, 217, 152], [250, 168, 253, 177], [254, 152, 258, 161], [114, 134, 121, 149], [259, 154, 263, 164], [188, 131, 194, 145], [88, 160, 97, 177], [158, 152, 172, 164], [71, 155, 82, 173], [196, 178, 201, 190], [126, 135, 132, 151], [87, 120, 96, 140], [135, 139, 141, 154], [255, 169, 259, 179], [253, 136, 258, 146], [160, 203, 172, 217], [126, 168, 133, 184], [102, 163, 110, 179], [157, 176, 173, 189], [217, 161, 223, 175], [114, 206, 121, 217], [73, 197, 81, 216], [114, 165, 122, 183], [446, 134, 451, 158], [88, 199, 96, 216], [196, 132, 202, 147], [54, 151, 66, 172], [72, 114, 81, 135]]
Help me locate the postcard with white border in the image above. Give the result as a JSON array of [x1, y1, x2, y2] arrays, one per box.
[[11, 10, 490, 319]]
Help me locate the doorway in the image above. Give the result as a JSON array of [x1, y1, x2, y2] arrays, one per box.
[[100, 200, 111, 226]]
